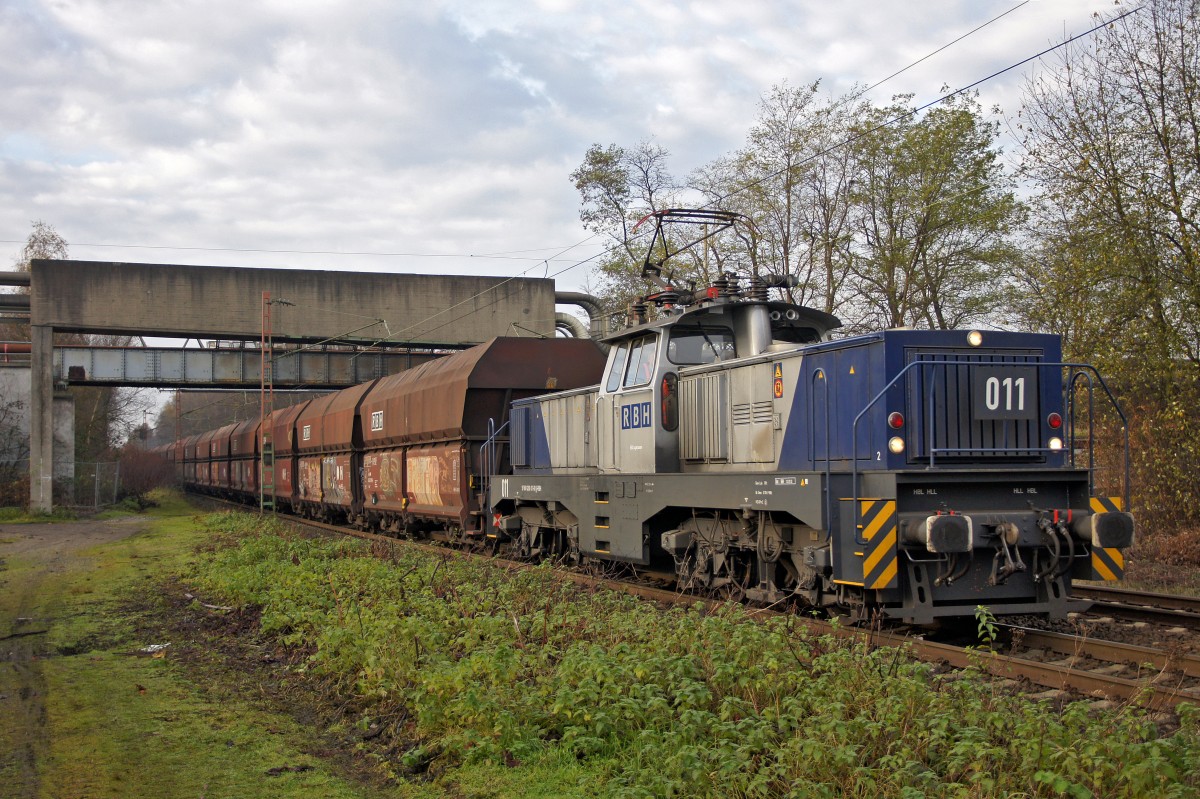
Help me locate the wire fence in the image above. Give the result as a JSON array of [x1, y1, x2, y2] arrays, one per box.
[[0, 459, 123, 510], [67, 462, 122, 509]]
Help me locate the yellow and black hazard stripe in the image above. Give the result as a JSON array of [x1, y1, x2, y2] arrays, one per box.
[[1089, 496, 1126, 581], [860, 499, 898, 590], [1090, 546, 1125, 581]]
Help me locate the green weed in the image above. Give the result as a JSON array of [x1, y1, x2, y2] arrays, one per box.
[[0, 505, 78, 523], [0, 494, 391, 799], [189, 517, 1200, 798]]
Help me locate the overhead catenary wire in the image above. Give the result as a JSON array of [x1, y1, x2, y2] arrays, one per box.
[[711, 4, 1145, 208], [406, 9, 1145, 338], [156, 5, 1139, 433], [278, 4, 1136, 344], [850, 1, 1031, 102]]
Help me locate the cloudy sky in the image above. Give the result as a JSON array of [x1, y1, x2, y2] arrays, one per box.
[[2, 0, 1118, 296]]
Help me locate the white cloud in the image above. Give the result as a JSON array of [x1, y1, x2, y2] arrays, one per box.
[[2, 0, 1113, 295]]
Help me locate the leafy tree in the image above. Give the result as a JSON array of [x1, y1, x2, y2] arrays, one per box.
[[585, 88, 1020, 331], [693, 82, 863, 314], [571, 140, 687, 308], [842, 93, 1022, 332]]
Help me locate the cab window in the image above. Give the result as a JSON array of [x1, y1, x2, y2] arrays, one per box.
[[622, 335, 658, 388], [605, 343, 630, 392], [668, 326, 736, 365]]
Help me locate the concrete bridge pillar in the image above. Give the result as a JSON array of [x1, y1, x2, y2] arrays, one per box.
[[30, 324, 53, 512]]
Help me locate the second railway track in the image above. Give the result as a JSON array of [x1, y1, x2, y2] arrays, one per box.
[[1074, 584, 1200, 630]]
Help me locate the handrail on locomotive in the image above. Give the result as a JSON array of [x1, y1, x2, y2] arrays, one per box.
[[850, 359, 1132, 545]]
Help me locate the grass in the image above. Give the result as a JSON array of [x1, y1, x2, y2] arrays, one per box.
[[188, 516, 1200, 799], [38, 653, 375, 799], [5, 495, 1200, 798], [0, 490, 401, 798], [0, 505, 78, 523]]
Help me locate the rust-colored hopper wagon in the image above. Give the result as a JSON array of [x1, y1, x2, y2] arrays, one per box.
[[208, 422, 239, 494], [266, 400, 311, 514], [181, 434, 201, 485], [293, 382, 380, 523], [357, 337, 605, 536], [229, 418, 261, 498], [193, 428, 219, 489]]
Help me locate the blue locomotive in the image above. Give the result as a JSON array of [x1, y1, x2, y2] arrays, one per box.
[[490, 211, 1134, 623]]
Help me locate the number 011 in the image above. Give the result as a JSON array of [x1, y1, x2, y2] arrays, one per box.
[[984, 376, 1024, 412]]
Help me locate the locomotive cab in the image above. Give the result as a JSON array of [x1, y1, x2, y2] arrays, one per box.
[[597, 288, 840, 476]]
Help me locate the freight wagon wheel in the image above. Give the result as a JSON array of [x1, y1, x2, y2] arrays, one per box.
[[714, 558, 750, 602], [515, 522, 542, 561]]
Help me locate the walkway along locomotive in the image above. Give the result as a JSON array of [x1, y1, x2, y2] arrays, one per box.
[[178, 210, 1135, 624]]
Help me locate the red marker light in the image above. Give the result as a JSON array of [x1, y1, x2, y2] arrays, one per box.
[[1047, 413, 1062, 429], [888, 412, 904, 429]]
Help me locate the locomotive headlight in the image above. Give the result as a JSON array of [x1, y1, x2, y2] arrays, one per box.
[[967, 330, 984, 347], [888, 436, 905, 454], [1048, 437, 1064, 451]]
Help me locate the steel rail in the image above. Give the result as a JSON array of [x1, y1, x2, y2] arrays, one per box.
[[1073, 585, 1200, 630], [1004, 624, 1200, 679]]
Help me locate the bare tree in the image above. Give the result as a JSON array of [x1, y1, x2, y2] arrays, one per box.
[[1016, 0, 1200, 530], [1, 220, 67, 342], [117, 443, 173, 509], [14, 221, 69, 274]]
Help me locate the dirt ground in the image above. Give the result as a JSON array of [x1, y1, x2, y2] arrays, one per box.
[[0, 518, 149, 799]]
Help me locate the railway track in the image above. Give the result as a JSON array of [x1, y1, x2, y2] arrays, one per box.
[[1074, 585, 1200, 630], [193, 495, 1200, 711]]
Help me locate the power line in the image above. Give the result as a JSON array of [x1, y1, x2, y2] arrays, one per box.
[[291, 6, 1089, 345], [852, 1, 1030, 99], [16, 6, 1136, 349], [712, 4, 1145, 207], [0, 6, 1037, 282]]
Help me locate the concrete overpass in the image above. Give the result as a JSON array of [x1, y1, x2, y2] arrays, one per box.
[[18, 260, 561, 511]]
